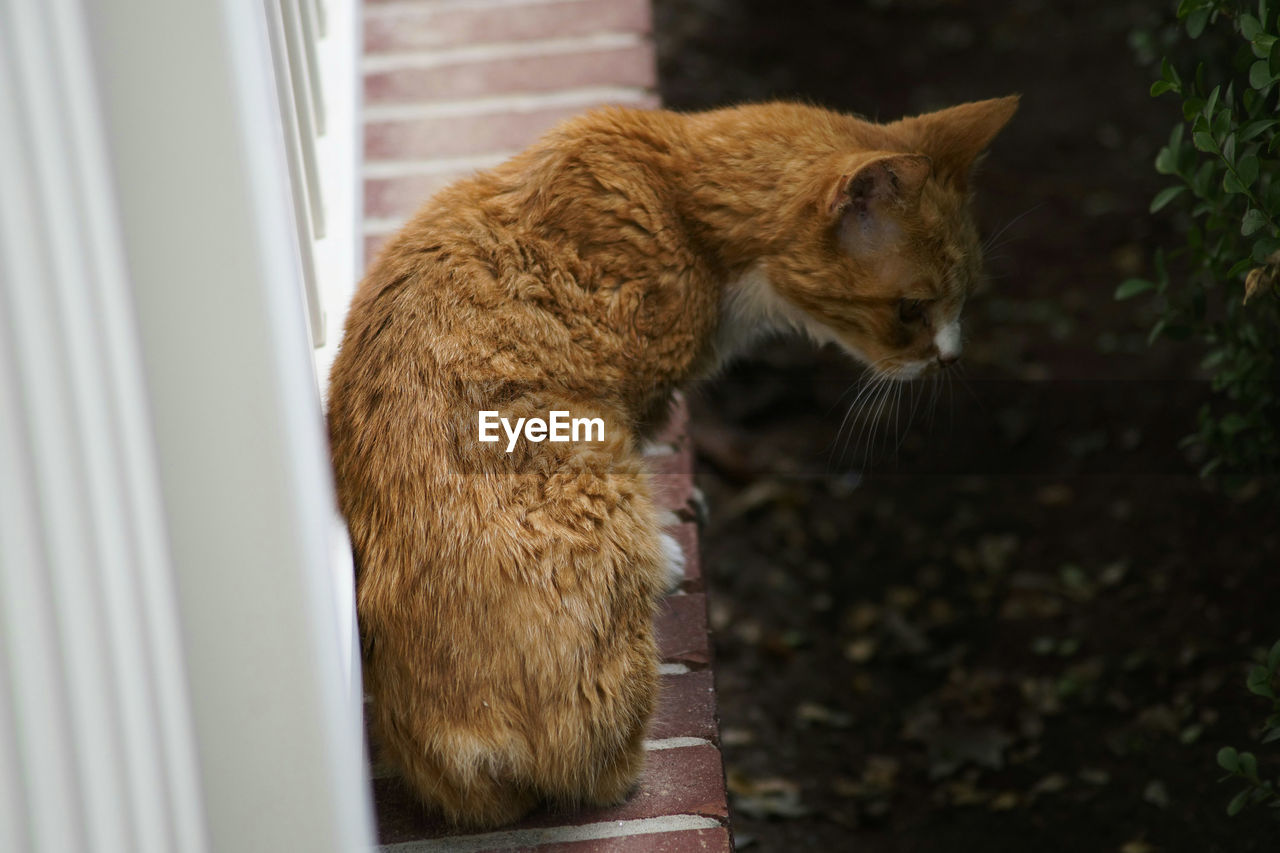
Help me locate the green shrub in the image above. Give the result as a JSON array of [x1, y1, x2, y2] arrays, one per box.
[[1121, 0, 1280, 477], [1215, 640, 1280, 816], [1130, 1, 1280, 821]]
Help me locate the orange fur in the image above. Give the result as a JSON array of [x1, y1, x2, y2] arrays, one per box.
[[326, 97, 1017, 828]]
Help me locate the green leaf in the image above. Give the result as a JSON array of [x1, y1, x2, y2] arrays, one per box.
[[1151, 185, 1187, 213], [1224, 171, 1248, 194], [1247, 664, 1275, 697], [1204, 85, 1221, 121], [1272, 39, 1280, 77], [1148, 318, 1169, 345], [1228, 257, 1256, 278], [1250, 60, 1274, 90], [1223, 133, 1237, 165], [1155, 145, 1179, 175], [1162, 56, 1182, 88], [1187, 7, 1210, 37], [1193, 160, 1215, 195], [1221, 413, 1251, 434], [1239, 752, 1259, 780], [1254, 236, 1280, 260], [1116, 278, 1155, 300], [1268, 181, 1280, 210], [1236, 154, 1260, 187], [1241, 13, 1263, 39], [1228, 788, 1250, 816], [1218, 746, 1241, 773], [1267, 638, 1280, 671], [1238, 118, 1277, 141], [1213, 108, 1231, 136], [1194, 131, 1218, 152], [1242, 208, 1268, 236], [1151, 80, 1174, 96]]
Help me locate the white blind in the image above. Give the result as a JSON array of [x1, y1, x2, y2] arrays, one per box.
[[266, 0, 329, 347]]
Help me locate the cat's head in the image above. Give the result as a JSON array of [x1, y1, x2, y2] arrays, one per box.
[[764, 96, 1019, 380]]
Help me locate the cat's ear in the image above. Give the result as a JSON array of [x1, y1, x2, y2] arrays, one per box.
[[892, 95, 1019, 190], [827, 153, 931, 253], [827, 153, 932, 218]]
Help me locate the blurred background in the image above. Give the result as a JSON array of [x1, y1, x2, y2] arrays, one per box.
[[653, 1, 1280, 850]]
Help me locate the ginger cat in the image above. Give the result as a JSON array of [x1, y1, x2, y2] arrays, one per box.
[[327, 97, 1017, 828]]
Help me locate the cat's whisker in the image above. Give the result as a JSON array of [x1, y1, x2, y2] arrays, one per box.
[[860, 377, 895, 470], [895, 376, 923, 456], [825, 380, 868, 463], [981, 202, 1045, 254], [893, 380, 908, 464], [854, 380, 882, 470], [824, 357, 894, 420], [925, 373, 941, 433], [844, 375, 888, 468], [828, 357, 900, 468], [946, 367, 957, 437], [823, 382, 858, 418], [831, 372, 887, 466], [842, 376, 876, 467], [954, 361, 986, 414]]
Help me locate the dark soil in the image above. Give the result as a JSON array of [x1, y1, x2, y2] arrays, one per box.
[[653, 2, 1280, 851]]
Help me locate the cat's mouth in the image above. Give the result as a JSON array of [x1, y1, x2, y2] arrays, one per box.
[[889, 360, 932, 381], [859, 356, 938, 382]]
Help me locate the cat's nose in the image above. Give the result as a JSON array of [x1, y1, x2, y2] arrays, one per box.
[[933, 320, 962, 366]]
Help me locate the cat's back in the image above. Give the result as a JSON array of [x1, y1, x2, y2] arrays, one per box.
[[329, 107, 705, 421]]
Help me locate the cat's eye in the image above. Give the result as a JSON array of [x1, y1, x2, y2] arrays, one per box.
[[898, 298, 930, 326]]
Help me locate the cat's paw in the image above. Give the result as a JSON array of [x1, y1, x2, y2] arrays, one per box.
[[659, 530, 686, 592]]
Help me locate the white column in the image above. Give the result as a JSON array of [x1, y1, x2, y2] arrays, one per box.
[[0, 1, 210, 851], [0, 0, 376, 851]]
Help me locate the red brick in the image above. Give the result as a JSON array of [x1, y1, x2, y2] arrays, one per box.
[[656, 594, 710, 667], [665, 521, 701, 590], [364, 171, 472, 220], [364, 43, 656, 104], [363, 233, 392, 266], [365, 0, 652, 53], [654, 392, 690, 446], [372, 775, 447, 844], [540, 826, 732, 852], [650, 670, 717, 742], [506, 744, 727, 827], [365, 101, 617, 160], [593, 744, 727, 823], [651, 446, 694, 515]]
